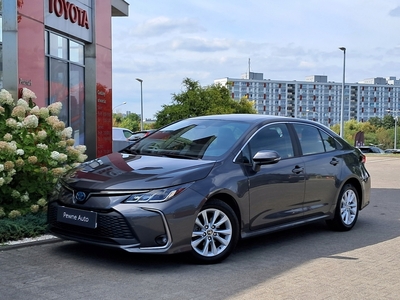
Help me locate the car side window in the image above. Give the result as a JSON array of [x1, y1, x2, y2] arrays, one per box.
[[320, 131, 337, 152], [294, 124, 325, 155], [123, 130, 133, 138], [248, 124, 294, 159]]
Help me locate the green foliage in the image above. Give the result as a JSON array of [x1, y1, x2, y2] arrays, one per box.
[[330, 116, 398, 149], [113, 113, 123, 125], [368, 116, 382, 128], [382, 114, 395, 130], [0, 88, 87, 217], [0, 212, 47, 243], [120, 113, 141, 131], [154, 78, 257, 127]]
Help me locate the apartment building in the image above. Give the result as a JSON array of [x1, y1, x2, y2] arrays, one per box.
[[214, 73, 400, 126]]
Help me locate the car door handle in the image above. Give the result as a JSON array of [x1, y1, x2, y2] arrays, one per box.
[[292, 166, 304, 174], [330, 158, 339, 166]]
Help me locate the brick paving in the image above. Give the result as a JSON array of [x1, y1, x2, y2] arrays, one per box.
[[0, 155, 399, 300], [226, 155, 400, 300]]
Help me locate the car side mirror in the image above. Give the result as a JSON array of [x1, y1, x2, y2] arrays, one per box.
[[252, 150, 281, 172]]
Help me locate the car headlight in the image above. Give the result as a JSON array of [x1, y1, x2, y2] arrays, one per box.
[[123, 184, 190, 203]]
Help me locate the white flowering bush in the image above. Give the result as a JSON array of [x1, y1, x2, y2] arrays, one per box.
[[0, 88, 88, 218]]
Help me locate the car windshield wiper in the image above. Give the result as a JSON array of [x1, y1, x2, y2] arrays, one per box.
[[159, 152, 200, 160], [119, 146, 139, 155]]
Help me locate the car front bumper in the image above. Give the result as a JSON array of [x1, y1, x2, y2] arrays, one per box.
[[47, 188, 205, 254]]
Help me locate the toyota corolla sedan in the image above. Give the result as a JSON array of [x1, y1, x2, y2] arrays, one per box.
[[48, 114, 371, 263]]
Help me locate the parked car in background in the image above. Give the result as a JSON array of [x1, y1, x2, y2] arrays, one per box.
[[49, 115, 371, 264], [384, 148, 400, 154], [128, 129, 157, 141], [357, 146, 385, 154], [112, 127, 134, 152]]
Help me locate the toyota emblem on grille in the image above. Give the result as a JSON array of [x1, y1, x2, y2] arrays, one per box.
[[75, 191, 86, 202]]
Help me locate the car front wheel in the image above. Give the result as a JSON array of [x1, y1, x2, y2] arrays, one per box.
[[327, 183, 359, 231], [191, 199, 239, 264]]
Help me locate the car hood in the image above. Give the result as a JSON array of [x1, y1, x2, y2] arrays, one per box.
[[62, 152, 216, 190]]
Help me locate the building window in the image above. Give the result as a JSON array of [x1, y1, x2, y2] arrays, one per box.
[[45, 31, 85, 145]]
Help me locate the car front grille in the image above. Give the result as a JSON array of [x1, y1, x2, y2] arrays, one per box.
[[48, 202, 137, 244]]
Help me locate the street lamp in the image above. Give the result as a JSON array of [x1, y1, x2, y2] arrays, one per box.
[[136, 78, 144, 131], [386, 109, 399, 149], [113, 101, 126, 112], [339, 47, 346, 138], [395, 116, 398, 150], [305, 110, 321, 121]]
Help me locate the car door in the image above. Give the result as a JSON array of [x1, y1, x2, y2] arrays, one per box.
[[293, 124, 342, 218], [244, 123, 306, 230]]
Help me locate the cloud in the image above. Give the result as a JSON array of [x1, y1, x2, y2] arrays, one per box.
[[298, 61, 316, 69], [131, 17, 205, 37], [389, 6, 400, 17], [164, 37, 232, 52], [111, 1, 400, 119]]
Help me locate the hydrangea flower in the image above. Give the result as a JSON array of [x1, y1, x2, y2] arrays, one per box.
[[0, 88, 87, 218], [36, 143, 49, 150], [21, 87, 37, 101], [23, 114, 39, 128], [48, 102, 62, 116], [11, 105, 26, 119], [8, 210, 21, 219], [0, 89, 14, 105]]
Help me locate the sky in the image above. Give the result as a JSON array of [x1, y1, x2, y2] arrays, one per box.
[[111, 0, 400, 119]]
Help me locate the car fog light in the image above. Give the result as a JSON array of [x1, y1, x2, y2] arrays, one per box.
[[155, 234, 168, 246]]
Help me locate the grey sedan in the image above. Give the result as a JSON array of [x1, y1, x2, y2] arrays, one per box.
[[48, 114, 371, 263]]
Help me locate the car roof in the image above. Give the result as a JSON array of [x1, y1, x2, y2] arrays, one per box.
[[189, 114, 335, 132], [113, 127, 133, 131], [189, 114, 321, 125], [359, 146, 380, 149]]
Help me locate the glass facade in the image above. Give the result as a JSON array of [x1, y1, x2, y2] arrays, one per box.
[[45, 31, 85, 145], [0, 0, 127, 158], [0, 3, 2, 89]]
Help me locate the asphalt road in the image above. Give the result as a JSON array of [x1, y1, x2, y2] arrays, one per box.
[[1, 155, 399, 300]]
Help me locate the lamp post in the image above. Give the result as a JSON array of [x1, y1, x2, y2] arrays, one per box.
[[113, 101, 126, 112], [339, 47, 346, 138], [395, 116, 398, 150], [386, 109, 399, 150], [136, 78, 144, 131], [305, 110, 321, 122]]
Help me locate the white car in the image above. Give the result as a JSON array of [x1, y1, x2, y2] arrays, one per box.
[[112, 127, 134, 152]]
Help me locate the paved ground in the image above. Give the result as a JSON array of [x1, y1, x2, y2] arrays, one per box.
[[0, 155, 399, 300]]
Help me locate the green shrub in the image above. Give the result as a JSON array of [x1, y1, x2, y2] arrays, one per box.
[[0, 88, 87, 217], [0, 213, 47, 243]]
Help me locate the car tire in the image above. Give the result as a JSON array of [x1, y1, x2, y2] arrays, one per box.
[[191, 199, 239, 264], [326, 183, 359, 231]]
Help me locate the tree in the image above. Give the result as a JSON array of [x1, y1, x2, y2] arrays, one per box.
[[376, 127, 392, 149], [113, 113, 123, 126], [368, 116, 382, 128], [382, 114, 395, 130], [120, 113, 141, 131], [331, 119, 379, 145], [154, 78, 256, 127]]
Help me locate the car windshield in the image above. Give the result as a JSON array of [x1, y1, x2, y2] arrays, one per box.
[[123, 119, 250, 159]]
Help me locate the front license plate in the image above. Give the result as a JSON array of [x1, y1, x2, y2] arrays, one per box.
[[57, 206, 97, 229]]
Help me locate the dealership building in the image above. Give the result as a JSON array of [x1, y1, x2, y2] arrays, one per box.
[[1, 0, 129, 159], [215, 73, 400, 127]]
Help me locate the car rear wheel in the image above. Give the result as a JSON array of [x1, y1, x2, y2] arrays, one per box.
[[191, 199, 239, 264], [326, 183, 359, 231]]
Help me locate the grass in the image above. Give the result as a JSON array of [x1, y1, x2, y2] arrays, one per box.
[[0, 213, 48, 244]]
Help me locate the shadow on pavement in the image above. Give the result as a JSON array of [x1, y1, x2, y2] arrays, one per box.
[[46, 187, 400, 299]]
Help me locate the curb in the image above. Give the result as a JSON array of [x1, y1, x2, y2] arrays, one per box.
[[0, 235, 63, 251]]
